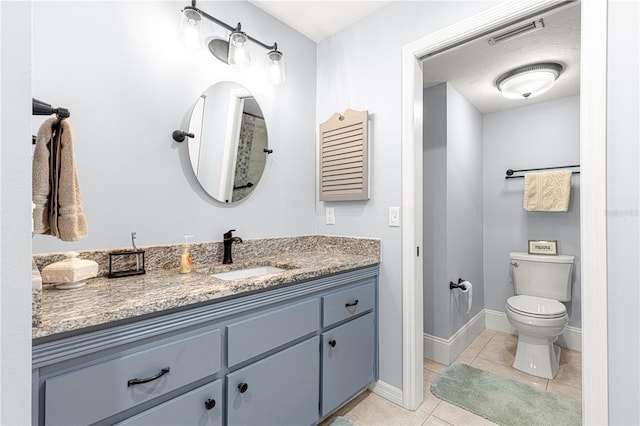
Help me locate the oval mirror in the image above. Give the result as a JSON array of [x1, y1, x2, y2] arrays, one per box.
[[187, 81, 269, 203]]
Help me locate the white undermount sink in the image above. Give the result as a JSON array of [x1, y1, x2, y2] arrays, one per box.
[[211, 266, 287, 281]]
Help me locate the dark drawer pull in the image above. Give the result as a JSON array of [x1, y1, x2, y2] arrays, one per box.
[[127, 367, 170, 387], [329, 339, 336, 348], [205, 399, 216, 410], [238, 383, 248, 393], [345, 299, 359, 308]]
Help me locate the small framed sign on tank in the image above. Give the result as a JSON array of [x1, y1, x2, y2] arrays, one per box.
[[528, 240, 558, 256]]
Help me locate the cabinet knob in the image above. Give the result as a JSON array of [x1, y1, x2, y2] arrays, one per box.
[[204, 399, 216, 410], [329, 339, 337, 348], [238, 383, 248, 393]]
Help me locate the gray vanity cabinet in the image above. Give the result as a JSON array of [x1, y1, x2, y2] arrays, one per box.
[[32, 266, 379, 425]]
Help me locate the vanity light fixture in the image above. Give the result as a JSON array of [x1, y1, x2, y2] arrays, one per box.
[[178, 1, 286, 85], [496, 62, 563, 99], [178, 7, 202, 50]]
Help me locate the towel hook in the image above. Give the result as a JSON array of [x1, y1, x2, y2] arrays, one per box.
[[172, 130, 195, 142]]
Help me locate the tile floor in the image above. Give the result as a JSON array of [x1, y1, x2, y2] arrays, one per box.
[[326, 329, 582, 425]]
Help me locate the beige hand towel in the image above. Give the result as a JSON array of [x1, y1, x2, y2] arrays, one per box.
[[32, 117, 57, 235], [32, 118, 88, 241], [523, 170, 573, 212]]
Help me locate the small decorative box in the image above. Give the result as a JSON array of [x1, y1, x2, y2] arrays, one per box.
[[41, 252, 98, 290], [108, 250, 146, 278]]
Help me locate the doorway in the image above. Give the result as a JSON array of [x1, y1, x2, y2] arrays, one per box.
[[400, 1, 608, 424]]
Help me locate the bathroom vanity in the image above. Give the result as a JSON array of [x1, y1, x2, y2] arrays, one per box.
[[32, 236, 379, 425]]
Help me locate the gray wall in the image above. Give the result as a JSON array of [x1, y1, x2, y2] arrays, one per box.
[[483, 96, 581, 327], [607, 1, 639, 423], [446, 84, 484, 334], [423, 84, 448, 338], [316, 0, 498, 389], [31, 1, 317, 253], [423, 83, 484, 340], [423, 87, 579, 339]]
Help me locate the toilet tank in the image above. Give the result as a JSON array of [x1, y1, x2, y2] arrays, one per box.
[[509, 252, 574, 301]]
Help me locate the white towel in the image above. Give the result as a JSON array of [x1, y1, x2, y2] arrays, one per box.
[[32, 118, 88, 241], [523, 170, 572, 212]]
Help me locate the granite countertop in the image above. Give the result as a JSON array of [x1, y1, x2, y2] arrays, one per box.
[[33, 246, 379, 340]]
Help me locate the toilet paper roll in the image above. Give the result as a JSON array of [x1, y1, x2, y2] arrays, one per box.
[[459, 280, 473, 314]]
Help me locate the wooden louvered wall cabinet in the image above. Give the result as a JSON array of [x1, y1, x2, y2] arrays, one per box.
[[319, 109, 369, 201]]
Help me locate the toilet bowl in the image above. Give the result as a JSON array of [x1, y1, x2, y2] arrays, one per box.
[[506, 294, 569, 379]]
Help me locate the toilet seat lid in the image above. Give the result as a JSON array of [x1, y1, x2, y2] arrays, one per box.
[[507, 295, 567, 318]]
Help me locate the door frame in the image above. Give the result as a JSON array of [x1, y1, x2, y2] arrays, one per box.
[[400, 1, 608, 423]]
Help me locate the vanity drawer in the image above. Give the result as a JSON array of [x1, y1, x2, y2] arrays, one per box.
[[44, 328, 221, 426], [226, 298, 319, 367], [322, 280, 375, 327], [118, 379, 222, 426]]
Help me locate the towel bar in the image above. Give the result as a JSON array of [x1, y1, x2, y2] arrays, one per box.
[[505, 164, 580, 179]]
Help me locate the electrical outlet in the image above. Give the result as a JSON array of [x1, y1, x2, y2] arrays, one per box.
[[325, 207, 335, 225], [389, 207, 400, 227]]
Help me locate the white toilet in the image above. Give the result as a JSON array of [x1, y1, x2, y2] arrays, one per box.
[[505, 252, 574, 379]]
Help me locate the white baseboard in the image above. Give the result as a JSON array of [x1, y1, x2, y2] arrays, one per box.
[[369, 380, 403, 406], [484, 309, 517, 334], [484, 309, 582, 352], [423, 309, 582, 367], [423, 310, 485, 365]]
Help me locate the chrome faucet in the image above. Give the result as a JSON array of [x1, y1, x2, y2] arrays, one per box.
[[223, 229, 243, 264]]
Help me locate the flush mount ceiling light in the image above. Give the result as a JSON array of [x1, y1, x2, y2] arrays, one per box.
[[179, 1, 286, 85], [496, 62, 563, 99]]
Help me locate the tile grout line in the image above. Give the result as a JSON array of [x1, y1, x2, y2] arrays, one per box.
[[471, 333, 495, 362]]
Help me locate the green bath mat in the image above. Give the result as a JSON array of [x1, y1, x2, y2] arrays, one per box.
[[329, 416, 357, 426], [430, 363, 581, 426]]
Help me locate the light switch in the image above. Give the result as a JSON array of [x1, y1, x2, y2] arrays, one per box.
[[325, 207, 335, 225], [389, 207, 400, 227]]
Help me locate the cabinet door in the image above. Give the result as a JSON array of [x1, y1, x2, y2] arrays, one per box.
[[321, 312, 375, 416], [118, 379, 222, 426], [226, 337, 319, 426]]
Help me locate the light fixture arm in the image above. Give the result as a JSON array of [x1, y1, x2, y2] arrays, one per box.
[[183, 4, 278, 51]]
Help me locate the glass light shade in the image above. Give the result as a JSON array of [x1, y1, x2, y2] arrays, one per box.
[[179, 9, 202, 50], [499, 70, 557, 99], [228, 31, 251, 69], [267, 50, 286, 85]]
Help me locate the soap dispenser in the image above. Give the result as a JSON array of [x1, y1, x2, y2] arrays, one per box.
[[180, 235, 194, 274]]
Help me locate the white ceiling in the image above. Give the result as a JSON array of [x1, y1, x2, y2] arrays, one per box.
[[249, 1, 393, 43], [249, 1, 580, 114], [422, 3, 581, 113]]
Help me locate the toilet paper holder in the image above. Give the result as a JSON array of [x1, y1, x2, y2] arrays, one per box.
[[449, 278, 469, 290]]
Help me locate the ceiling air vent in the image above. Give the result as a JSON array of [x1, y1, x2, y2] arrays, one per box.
[[487, 19, 545, 46]]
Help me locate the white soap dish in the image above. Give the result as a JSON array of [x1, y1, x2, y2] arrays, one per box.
[[41, 252, 98, 290], [53, 281, 87, 290]]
